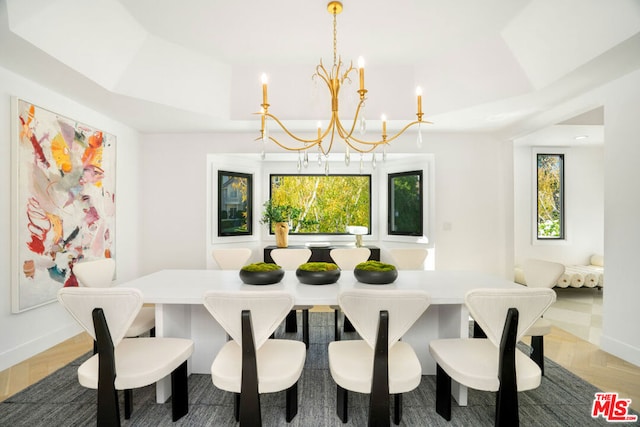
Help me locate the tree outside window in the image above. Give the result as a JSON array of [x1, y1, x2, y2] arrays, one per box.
[[388, 171, 423, 236], [537, 154, 564, 239]]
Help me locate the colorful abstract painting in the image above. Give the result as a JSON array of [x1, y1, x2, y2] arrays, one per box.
[[12, 99, 116, 312]]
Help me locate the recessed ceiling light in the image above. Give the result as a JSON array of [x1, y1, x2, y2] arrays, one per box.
[[574, 135, 589, 140]]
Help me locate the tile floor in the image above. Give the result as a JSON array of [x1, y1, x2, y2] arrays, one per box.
[[545, 287, 603, 345]]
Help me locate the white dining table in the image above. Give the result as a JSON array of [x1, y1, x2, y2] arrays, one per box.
[[118, 268, 520, 404]]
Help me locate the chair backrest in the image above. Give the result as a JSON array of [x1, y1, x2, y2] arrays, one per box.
[[270, 248, 312, 270], [330, 248, 371, 270], [203, 290, 294, 349], [73, 258, 116, 288], [338, 289, 430, 349], [212, 248, 253, 270], [388, 248, 428, 270], [57, 287, 143, 345], [465, 288, 556, 347], [522, 259, 565, 288]]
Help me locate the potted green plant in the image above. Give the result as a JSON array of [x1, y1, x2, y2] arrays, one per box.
[[239, 262, 284, 285], [353, 260, 398, 284], [296, 262, 341, 285], [260, 200, 316, 247]]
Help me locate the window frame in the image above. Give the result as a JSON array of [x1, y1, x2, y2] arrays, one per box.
[[387, 170, 424, 236], [217, 170, 253, 237], [267, 173, 372, 235], [536, 153, 565, 240]]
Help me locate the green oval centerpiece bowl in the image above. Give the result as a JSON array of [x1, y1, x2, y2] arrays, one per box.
[[353, 260, 398, 284], [296, 262, 341, 285], [239, 262, 284, 285]]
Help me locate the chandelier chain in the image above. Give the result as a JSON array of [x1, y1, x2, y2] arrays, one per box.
[[332, 6, 338, 67]]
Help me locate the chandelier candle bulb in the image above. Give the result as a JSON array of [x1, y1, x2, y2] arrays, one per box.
[[261, 73, 268, 106], [358, 56, 365, 91], [416, 86, 423, 116], [381, 114, 387, 136]]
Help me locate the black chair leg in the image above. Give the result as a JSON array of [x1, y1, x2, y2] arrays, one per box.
[[473, 321, 487, 338], [150, 327, 156, 337], [369, 311, 390, 427], [530, 335, 545, 375], [344, 316, 355, 332], [393, 394, 402, 425], [286, 382, 298, 422], [302, 309, 310, 349], [337, 385, 348, 423], [124, 389, 133, 419], [234, 393, 240, 422], [171, 360, 189, 422], [334, 309, 340, 341], [496, 308, 520, 427], [435, 364, 452, 421], [285, 310, 297, 333], [240, 311, 261, 427]]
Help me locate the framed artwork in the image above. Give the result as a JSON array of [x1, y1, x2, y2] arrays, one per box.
[[11, 99, 117, 312], [218, 170, 252, 236]]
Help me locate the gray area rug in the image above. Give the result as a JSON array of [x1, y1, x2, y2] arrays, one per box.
[[1, 312, 638, 426]]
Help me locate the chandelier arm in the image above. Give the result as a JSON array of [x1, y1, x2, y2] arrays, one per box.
[[263, 113, 324, 145], [334, 99, 365, 140]]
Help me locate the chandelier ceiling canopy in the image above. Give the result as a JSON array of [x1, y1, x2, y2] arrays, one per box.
[[258, 1, 430, 171]]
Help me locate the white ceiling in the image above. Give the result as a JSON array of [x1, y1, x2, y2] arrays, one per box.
[[1, 0, 639, 143]]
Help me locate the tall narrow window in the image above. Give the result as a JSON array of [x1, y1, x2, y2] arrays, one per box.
[[537, 154, 564, 239], [388, 170, 423, 236], [218, 171, 252, 236]]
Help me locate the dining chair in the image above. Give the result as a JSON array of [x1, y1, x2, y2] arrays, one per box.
[[329, 247, 372, 339], [521, 258, 565, 375], [329, 247, 371, 270], [270, 248, 313, 348], [429, 287, 556, 425], [212, 247, 253, 270], [57, 287, 194, 425], [388, 248, 428, 270], [203, 290, 306, 425], [73, 258, 155, 342], [328, 288, 430, 425]]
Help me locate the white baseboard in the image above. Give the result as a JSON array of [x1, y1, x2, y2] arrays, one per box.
[[600, 334, 640, 367], [0, 323, 83, 372]]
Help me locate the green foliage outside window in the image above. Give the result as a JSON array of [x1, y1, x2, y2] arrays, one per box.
[[388, 171, 423, 236], [269, 175, 370, 234], [537, 154, 564, 239]]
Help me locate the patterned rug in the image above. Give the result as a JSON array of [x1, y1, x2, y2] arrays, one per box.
[[1, 312, 637, 426]]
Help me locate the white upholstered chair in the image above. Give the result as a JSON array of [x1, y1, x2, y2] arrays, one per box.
[[270, 248, 313, 348], [211, 247, 253, 270], [329, 247, 372, 339], [203, 290, 306, 425], [73, 258, 155, 340], [388, 248, 428, 270], [329, 247, 371, 270], [270, 248, 312, 270], [522, 258, 565, 374], [57, 287, 194, 425], [429, 288, 556, 425], [328, 289, 431, 425]]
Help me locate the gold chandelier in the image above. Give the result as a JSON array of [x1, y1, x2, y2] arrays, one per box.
[[258, 1, 429, 171]]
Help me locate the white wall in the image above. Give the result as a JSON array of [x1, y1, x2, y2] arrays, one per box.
[[0, 66, 141, 371], [600, 69, 640, 366], [509, 68, 640, 366], [513, 144, 604, 265], [139, 132, 514, 277]]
